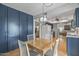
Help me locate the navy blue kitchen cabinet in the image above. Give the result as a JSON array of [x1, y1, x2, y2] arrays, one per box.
[[75, 8, 79, 27], [0, 4, 8, 53], [0, 4, 33, 53], [19, 12, 28, 41], [28, 15, 33, 35], [7, 7, 19, 51], [67, 37, 79, 56]]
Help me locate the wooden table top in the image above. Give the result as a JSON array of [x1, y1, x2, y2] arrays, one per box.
[[28, 38, 56, 54]]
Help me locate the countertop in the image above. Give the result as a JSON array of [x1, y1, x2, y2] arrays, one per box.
[[66, 32, 79, 38]]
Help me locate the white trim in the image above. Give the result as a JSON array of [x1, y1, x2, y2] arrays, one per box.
[[33, 18, 35, 40]]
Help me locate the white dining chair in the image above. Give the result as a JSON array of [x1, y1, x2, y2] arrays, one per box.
[[27, 34, 35, 51], [18, 40, 40, 56], [44, 39, 55, 56], [18, 40, 30, 56], [45, 39, 60, 56], [27, 34, 34, 41], [44, 46, 54, 56], [53, 39, 60, 56]]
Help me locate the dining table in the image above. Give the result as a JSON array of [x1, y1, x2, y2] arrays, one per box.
[[27, 38, 56, 56]]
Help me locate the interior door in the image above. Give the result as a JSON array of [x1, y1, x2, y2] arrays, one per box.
[[19, 12, 28, 41], [7, 7, 19, 51], [0, 4, 8, 53]]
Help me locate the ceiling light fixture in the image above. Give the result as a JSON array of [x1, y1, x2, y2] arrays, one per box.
[[40, 3, 53, 22], [41, 3, 48, 22]]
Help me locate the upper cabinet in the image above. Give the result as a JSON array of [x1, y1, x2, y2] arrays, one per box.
[[75, 8, 79, 27]]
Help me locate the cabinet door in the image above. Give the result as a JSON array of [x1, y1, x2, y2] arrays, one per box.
[[75, 8, 79, 27], [27, 15, 33, 35], [67, 37, 79, 56], [19, 12, 28, 41], [7, 8, 19, 51], [0, 4, 8, 53]]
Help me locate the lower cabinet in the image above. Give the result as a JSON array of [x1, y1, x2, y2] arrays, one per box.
[[67, 37, 79, 56]]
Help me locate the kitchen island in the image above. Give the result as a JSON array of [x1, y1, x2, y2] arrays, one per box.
[[66, 32, 79, 56]]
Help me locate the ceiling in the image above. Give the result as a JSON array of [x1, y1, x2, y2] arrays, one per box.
[[3, 3, 79, 20]]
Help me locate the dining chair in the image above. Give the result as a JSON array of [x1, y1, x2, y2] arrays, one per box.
[[44, 39, 55, 56], [45, 39, 60, 56], [18, 40, 30, 56], [44, 46, 54, 56], [18, 40, 40, 56], [27, 34, 34, 41], [53, 39, 60, 56], [27, 34, 35, 51]]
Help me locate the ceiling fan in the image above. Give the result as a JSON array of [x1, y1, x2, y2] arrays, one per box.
[[55, 17, 72, 23], [55, 18, 59, 21]]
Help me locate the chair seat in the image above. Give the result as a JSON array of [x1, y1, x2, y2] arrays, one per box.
[[30, 50, 40, 56], [0, 53, 7, 56]]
